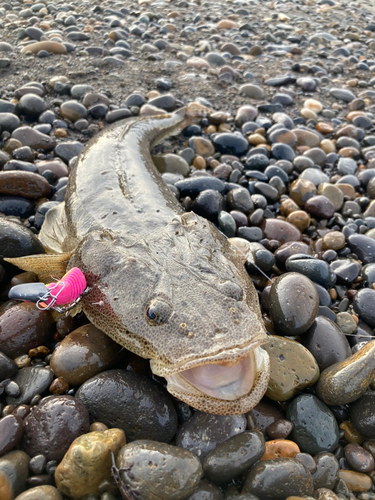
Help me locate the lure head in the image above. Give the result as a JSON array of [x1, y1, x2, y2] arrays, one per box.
[[71, 212, 269, 415]]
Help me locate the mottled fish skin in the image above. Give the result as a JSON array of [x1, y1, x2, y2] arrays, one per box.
[[43, 108, 270, 414]]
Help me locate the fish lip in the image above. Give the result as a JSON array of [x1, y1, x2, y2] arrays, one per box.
[[150, 334, 267, 378]]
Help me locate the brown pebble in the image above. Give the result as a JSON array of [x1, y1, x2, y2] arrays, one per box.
[[260, 219, 301, 244], [90, 422, 109, 432], [338, 470, 372, 492], [193, 155, 206, 170], [316, 122, 334, 134], [21, 41, 67, 55], [279, 198, 300, 217], [345, 443, 375, 473], [261, 440, 300, 461], [266, 419, 294, 439], [49, 377, 69, 395], [2, 406, 15, 417], [340, 421, 364, 444], [0, 171, 51, 199], [28, 346, 49, 358], [290, 179, 317, 206], [322, 231, 346, 251], [286, 210, 310, 232], [54, 128, 67, 138]]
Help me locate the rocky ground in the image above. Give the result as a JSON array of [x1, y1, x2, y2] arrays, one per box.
[[1, 0, 375, 499]]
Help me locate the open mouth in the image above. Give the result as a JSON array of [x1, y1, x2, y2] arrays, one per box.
[[163, 346, 269, 411], [173, 351, 256, 401]]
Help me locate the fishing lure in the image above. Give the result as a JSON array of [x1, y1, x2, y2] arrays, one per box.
[[8, 267, 88, 314]]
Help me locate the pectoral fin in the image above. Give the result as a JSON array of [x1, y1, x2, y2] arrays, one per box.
[[39, 202, 74, 254], [4, 252, 73, 283]]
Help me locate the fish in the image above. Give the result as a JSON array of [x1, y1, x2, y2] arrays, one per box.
[[6, 105, 270, 415]]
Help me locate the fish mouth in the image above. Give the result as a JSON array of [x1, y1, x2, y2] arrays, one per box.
[[156, 346, 270, 415]]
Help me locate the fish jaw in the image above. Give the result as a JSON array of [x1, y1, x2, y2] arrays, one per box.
[[151, 345, 270, 415]]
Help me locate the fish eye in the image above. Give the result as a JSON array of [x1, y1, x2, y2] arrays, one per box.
[[146, 298, 173, 325], [219, 281, 243, 301]]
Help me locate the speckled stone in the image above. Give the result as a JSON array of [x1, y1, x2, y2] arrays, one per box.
[[55, 429, 126, 499], [261, 440, 300, 461], [263, 336, 320, 402], [116, 440, 202, 500], [338, 470, 372, 492], [312, 452, 340, 490]]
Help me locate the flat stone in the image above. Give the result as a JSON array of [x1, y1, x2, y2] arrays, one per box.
[[0, 171, 50, 199], [6, 367, 54, 406], [21, 41, 67, 55], [11, 127, 55, 151]]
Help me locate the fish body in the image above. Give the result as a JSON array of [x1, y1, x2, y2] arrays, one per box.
[[11, 108, 270, 415]]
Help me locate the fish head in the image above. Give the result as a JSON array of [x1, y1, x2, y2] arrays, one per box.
[[71, 212, 269, 415]]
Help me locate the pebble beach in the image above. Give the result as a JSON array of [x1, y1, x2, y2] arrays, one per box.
[[1, 0, 375, 499]]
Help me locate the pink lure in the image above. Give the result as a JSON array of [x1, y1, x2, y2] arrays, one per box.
[[42, 267, 87, 308]]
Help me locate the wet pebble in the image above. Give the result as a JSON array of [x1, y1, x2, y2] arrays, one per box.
[[242, 458, 314, 499], [345, 443, 375, 473], [0, 450, 30, 498], [0, 303, 55, 359], [269, 273, 319, 335], [22, 395, 90, 461], [263, 336, 319, 401], [0, 415, 23, 457], [203, 430, 265, 484], [353, 289, 375, 327], [349, 392, 375, 438], [302, 316, 351, 371], [116, 440, 202, 500], [286, 394, 339, 454], [312, 452, 340, 490], [76, 369, 177, 442], [50, 324, 124, 386], [176, 412, 246, 461], [55, 429, 126, 499]]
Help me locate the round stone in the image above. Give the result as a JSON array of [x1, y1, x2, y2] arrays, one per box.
[[0, 303, 55, 359], [75, 369, 177, 443], [55, 429, 126, 498], [302, 317, 351, 371], [269, 273, 319, 335], [116, 441, 202, 500], [202, 430, 265, 484], [22, 395, 90, 461], [176, 413, 246, 462], [345, 443, 375, 473], [13, 485, 62, 500], [242, 458, 314, 499], [60, 101, 87, 122], [353, 288, 375, 327], [50, 324, 125, 386], [18, 94, 47, 118], [305, 196, 335, 219], [0, 415, 24, 457], [212, 133, 248, 157], [260, 219, 301, 244]]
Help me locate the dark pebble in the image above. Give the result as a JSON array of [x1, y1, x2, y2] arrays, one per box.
[[18, 95, 47, 118], [345, 443, 375, 473], [212, 133, 249, 157], [175, 177, 225, 198], [353, 289, 375, 327], [176, 412, 246, 462], [269, 272, 319, 335], [184, 480, 224, 500], [0, 352, 17, 381], [22, 395, 90, 461], [54, 142, 84, 163], [242, 458, 313, 499], [311, 452, 340, 490], [191, 189, 223, 222], [6, 367, 54, 406], [116, 440, 202, 500], [0, 196, 34, 219], [348, 234, 375, 264], [285, 254, 336, 288], [0, 302, 55, 359], [203, 430, 265, 484], [302, 316, 351, 371], [305, 195, 335, 219], [75, 369, 177, 442], [286, 394, 339, 454], [0, 415, 24, 457]]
